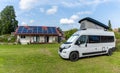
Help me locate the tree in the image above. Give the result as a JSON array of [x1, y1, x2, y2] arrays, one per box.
[[118, 28, 120, 32], [0, 5, 18, 35], [108, 20, 112, 31], [64, 29, 78, 40]]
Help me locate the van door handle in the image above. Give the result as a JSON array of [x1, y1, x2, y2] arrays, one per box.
[[95, 48, 97, 50]]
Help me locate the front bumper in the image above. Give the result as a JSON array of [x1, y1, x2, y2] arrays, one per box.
[[58, 49, 70, 59]]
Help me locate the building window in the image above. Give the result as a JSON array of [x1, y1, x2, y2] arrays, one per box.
[[21, 35, 25, 39]]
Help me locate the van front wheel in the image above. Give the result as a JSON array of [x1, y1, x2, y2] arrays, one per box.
[[69, 52, 79, 61], [107, 49, 113, 56]]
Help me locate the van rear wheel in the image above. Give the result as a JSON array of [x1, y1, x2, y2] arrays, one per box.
[[69, 52, 79, 61], [107, 49, 113, 56]]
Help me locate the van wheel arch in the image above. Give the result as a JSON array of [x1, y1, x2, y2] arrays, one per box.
[[69, 51, 79, 61]]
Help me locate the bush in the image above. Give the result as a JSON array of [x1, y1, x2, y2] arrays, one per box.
[[115, 32, 120, 39], [0, 34, 16, 43]]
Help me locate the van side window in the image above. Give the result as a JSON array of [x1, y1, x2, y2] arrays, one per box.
[[88, 36, 100, 43], [101, 36, 114, 42], [108, 36, 114, 42], [77, 35, 87, 44]]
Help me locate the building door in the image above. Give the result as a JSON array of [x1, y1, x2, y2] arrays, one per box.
[[33, 36, 40, 43], [58, 36, 61, 43], [33, 36, 36, 42], [36, 36, 40, 43], [45, 36, 49, 43]]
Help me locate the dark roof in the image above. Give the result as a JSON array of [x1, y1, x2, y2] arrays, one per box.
[[15, 26, 61, 36], [79, 17, 109, 29]]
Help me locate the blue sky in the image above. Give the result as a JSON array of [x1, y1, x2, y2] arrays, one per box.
[[0, 0, 120, 31]]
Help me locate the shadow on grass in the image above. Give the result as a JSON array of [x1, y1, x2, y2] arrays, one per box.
[[60, 54, 109, 62], [79, 54, 108, 60]]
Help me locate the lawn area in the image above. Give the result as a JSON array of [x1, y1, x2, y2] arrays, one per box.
[[0, 44, 120, 73]]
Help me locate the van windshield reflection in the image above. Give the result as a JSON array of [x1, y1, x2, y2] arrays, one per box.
[[64, 34, 79, 44]]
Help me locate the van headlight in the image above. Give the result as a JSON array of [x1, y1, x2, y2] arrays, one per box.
[[64, 45, 71, 49], [59, 45, 71, 52], [67, 45, 71, 49]]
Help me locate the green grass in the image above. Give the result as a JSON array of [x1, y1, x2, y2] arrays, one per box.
[[0, 44, 120, 73]]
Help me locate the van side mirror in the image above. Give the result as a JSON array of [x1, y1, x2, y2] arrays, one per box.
[[75, 41, 81, 45]]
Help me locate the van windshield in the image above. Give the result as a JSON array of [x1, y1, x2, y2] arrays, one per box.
[[64, 34, 79, 44]]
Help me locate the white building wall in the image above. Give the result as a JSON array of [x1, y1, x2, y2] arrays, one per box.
[[49, 36, 52, 43], [18, 36, 31, 44], [17, 35, 58, 44], [49, 36, 58, 43], [49, 36, 56, 43], [40, 36, 45, 43], [30, 36, 34, 43]]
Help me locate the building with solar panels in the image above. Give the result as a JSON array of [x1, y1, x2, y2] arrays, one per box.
[[15, 26, 63, 44]]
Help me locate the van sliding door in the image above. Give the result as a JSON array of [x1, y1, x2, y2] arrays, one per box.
[[82, 35, 105, 56]]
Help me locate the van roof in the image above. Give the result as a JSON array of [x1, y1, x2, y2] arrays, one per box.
[[79, 17, 109, 29], [74, 29, 114, 36]]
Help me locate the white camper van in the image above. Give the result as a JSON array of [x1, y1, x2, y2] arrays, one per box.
[[58, 29, 116, 61], [58, 17, 116, 61]]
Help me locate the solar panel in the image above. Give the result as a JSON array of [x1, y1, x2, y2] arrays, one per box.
[[16, 26, 58, 35], [17, 26, 23, 33], [42, 29, 47, 34], [17, 27, 22, 31], [17, 31, 21, 33], [28, 29, 32, 33], [52, 27, 57, 34], [38, 27, 42, 33], [22, 28, 28, 33], [47, 27, 52, 34], [33, 26, 37, 34]]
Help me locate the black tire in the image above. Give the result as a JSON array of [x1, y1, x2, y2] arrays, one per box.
[[107, 49, 113, 56], [69, 52, 79, 61]]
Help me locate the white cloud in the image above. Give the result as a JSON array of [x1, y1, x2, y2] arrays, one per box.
[[62, 1, 80, 7], [30, 20, 34, 23], [46, 6, 58, 15], [70, 15, 79, 20], [60, 18, 75, 24], [19, 0, 38, 10], [40, 8, 45, 13], [62, 0, 110, 7], [60, 14, 79, 24], [21, 22, 27, 25], [18, 0, 110, 11], [77, 11, 92, 15], [60, 11, 92, 24], [84, 0, 109, 5]]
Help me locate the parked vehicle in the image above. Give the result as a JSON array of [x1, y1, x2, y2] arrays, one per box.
[[58, 29, 116, 61]]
